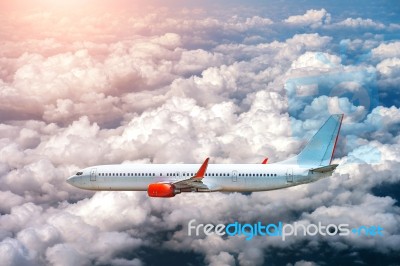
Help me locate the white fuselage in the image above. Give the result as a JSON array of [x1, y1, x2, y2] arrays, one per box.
[[67, 163, 330, 192]]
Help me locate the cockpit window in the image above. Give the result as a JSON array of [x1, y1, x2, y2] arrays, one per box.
[[76, 172, 83, 176]]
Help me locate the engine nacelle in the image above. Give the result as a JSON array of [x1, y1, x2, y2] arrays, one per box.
[[147, 183, 180, 198]]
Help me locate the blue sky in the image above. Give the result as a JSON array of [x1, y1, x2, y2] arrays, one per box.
[[0, 0, 399, 265]]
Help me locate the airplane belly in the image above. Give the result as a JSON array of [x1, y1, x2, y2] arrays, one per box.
[[221, 176, 290, 192], [96, 176, 149, 191]]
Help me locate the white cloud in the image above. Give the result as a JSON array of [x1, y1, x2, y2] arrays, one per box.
[[291, 52, 341, 69], [284, 9, 331, 27], [376, 58, 400, 88], [372, 42, 400, 59], [207, 251, 236, 266], [335, 18, 385, 29]]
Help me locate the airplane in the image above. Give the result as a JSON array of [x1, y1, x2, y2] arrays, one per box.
[[67, 114, 343, 197]]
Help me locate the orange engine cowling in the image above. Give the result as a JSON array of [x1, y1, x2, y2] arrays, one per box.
[[147, 183, 179, 198]]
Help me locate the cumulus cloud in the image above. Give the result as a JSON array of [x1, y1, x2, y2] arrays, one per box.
[[335, 18, 385, 29], [291, 52, 341, 69], [372, 42, 400, 59], [283, 9, 331, 27], [0, 2, 399, 266]]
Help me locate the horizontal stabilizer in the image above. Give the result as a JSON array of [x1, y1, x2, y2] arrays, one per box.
[[310, 164, 338, 173]]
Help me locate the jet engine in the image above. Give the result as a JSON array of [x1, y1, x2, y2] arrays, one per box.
[[147, 183, 180, 197]]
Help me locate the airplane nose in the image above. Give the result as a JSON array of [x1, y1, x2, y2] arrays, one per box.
[[66, 176, 76, 186]]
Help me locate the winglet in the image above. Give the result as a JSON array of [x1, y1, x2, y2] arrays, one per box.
[[261, 158, 268, 164], [193, 157, 209, 179]]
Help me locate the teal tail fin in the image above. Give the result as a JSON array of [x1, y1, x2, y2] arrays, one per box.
[[284, 114, 343, 167]]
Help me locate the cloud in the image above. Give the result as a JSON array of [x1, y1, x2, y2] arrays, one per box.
[[291, 52, 341, 69], [283, 9, 331, 27], [372, 42, 400, 59], [335, 18, 385, 29], [0, 2, 399, 266]]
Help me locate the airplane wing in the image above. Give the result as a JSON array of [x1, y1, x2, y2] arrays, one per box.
[[173, 158, 218, 191]]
